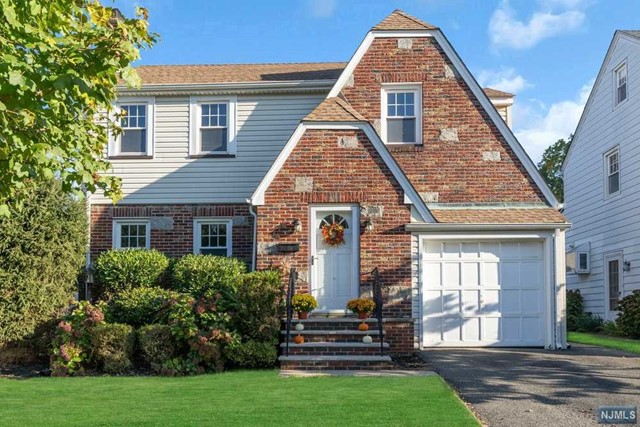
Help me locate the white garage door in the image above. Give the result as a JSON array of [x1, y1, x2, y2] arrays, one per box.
[[422, 240, 545, 347]]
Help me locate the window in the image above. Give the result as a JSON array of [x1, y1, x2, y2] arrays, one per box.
[[193, 219, 232, 256], [190, 96, 237, 156], [615, 62, 627, 105], [604, 147, 620, 197], [113, 220, 150, 249], [110, 97, 155, 157], [381, 85, 422, 144]]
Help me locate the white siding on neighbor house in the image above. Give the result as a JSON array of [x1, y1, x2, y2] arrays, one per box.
[[91, 94, 325, 204], [564, 35, 640, 319]]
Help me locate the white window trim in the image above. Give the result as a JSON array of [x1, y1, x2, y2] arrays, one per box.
[[193, 218, 233, 256], [109, 96, 155, 158], [604, 146, 620, 199], [613, 60, 628, 108], [112, 219, 151, 249], [189, 96, 237, 156], [380, 83, 422, 145]]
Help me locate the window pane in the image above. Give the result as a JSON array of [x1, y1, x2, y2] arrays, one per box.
[[609, 172, 620, 194], [202, 116, 210, 127], [387, 93, 395, 104], [201, 248, 227, 256], [609, 260, 619, 310], [397, 93, 405, 104], [618, 84, 627, 103], [219, 104, 227, 115], [406, 105, 414, 116], [388, 105, 396, 116], [397, 105, 405, 116], [387, 118, 416, 143], [201, 128, 228, 152], [121, 129, 146, 153], [406, 92, 414, 104]]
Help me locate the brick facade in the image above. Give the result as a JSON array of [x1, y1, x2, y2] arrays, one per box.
[[340, 37, 546, 204], [89, 204, 254, 265], [257, 129, 413, 322]]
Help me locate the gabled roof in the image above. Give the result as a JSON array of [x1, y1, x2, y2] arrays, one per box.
[[483, 87, 514, 98], [621, 30, 640, 40], [372, 9, 438, 31], [431, 208, 566, 224], [132, 62, 347, 85], [304, 97, 367, 122]]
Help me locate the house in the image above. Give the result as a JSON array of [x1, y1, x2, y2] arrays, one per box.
[[563, 30, 640, 321], [89, 10, 568, 362]]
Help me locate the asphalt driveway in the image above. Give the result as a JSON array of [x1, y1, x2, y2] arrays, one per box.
[[421, 345, 639, 427]]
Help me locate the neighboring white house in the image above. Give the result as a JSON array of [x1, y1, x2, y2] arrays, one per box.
[[563, 30, 640, 321]]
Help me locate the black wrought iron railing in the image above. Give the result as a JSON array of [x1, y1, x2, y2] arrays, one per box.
[[371, 267, 385, 356], [284, 267, 297, 357]]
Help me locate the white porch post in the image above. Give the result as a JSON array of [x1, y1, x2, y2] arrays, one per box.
[[554, 228, 568, 349]]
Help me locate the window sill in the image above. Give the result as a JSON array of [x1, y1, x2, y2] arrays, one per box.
[[190, 153, 236, 159], [109, 155, 153, 160]]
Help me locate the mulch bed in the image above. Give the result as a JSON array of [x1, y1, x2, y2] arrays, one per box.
[[390, 353, 430, 370]]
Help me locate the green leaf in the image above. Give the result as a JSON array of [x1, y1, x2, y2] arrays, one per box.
[[8, 70, 25, 86]]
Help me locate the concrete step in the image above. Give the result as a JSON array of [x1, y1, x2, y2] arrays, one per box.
[[280, 341, 388, 356], [281, 329, 383, 343], [284, 318, 381, 330], [279, 355, 392, 371]]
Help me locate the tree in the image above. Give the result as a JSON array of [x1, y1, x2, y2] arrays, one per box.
[[537, 136, 571, 202], [0, 1, 157, 215]]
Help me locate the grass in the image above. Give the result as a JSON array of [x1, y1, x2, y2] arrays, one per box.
[[569, 331, 640, 354], [0, 370, 479, 427]]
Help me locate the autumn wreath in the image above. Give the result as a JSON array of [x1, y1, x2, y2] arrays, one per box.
[[321, 223, 345, 246]]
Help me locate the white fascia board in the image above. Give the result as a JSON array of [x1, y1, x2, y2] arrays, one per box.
[[117, 79, 337, 96], [250, 121, 435, 223], [406, 222, 571, 232]]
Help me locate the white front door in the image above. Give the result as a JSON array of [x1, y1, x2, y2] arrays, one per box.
[[605, 252, 623, 321], [422, 240, 546, 347], [310, 206, 359, 312]]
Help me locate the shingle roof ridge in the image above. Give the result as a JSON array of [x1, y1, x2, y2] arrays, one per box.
[[135, 61, 348, 68]]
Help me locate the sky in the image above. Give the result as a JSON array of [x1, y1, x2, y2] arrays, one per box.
[[112, 0, 640, 162]]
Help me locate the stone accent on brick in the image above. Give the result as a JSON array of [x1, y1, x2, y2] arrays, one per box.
[[232, 215, 249, 226], [482, 151, 501, 161], [337, 135, 359, 148], [439, 127, 459, 142], [361, 204, 384, 218], [420, 192, 439, 203], [444, 63, 456, 79], [372, 119, 382, 135], [344, 73, 355, 88], [149, 216, 173, 230], [397, 38, 413, 49], [257, 241, 277, 255], [294, 176, 313, 193]]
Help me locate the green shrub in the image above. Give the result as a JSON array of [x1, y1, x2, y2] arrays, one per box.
[[138, 324, 176, 373], [617, 290, 640, 338], [93, 249, 170, 298], [574, 313, 604, 332], [225, 340, 278, 369], [600, 320, 622, 336], [89, 323, 135, 374], [106, 287, 179, 328], [171, 254, 246, 305], [566, 289, 584, 331], [0, 179, 87, 345], [234, 271, 282, 341]]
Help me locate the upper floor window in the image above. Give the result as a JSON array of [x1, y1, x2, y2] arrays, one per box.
[[110, 97, 155, 158], [381, 84, 422, 145], [113, 219, 150, 249], [615, 62, 627, 106], [604, 147, 620, 197], [193, 218, 232, 256], [190, 96, 237, 157]]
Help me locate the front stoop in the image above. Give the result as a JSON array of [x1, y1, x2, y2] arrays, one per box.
[[279, 317, 390, 371]]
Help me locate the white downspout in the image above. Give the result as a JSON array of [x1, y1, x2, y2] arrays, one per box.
[[84, 191, 92, 300], [248, 201, 258, 271]]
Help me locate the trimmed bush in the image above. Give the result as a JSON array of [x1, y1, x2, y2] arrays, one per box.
[[567, 289, 584, 331], [617, 290, 640, 338], [93, 249, 170, 298], [138, 324, 176, 373], [171, 254, 246, 304], [106, 287, 179, 328], [89, 323, 135, 374], [0, 179, 87, 345], [235, 270, 282, 341], [225, 340, 278, 369]]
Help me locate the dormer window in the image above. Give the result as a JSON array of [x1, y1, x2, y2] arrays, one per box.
[[190, 96, 237, 157], [615, 62, 627, 106], [381, 84, 422, 145]]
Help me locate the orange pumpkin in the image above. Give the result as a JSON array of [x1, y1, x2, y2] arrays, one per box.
[[293, 335, 304, 344], [358, 322, 369, 331]]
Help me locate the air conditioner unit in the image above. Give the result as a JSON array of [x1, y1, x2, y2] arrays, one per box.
[[575, 250, 590, 274]]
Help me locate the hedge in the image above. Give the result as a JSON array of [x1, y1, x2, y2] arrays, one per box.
[[93, 249, 170, 298]]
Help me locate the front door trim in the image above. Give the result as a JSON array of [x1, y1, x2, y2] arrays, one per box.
[[604, 250, 623, 321], [309, 204, 360, 313]]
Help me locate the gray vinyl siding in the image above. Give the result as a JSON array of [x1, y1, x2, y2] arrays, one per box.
[[564, 35, 640, 319], [91, 94, 325, 204]]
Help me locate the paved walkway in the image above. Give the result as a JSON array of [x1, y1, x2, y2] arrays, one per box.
[[421, 345, 640, 427]]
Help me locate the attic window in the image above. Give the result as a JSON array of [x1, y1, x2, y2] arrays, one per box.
[[381, 84, 422, 145], [615, 62, 627, 106]]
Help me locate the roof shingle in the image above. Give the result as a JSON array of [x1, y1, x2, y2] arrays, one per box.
[[431, 208, 567, 224], [304, 97, 367, 122], [372, 9, 438, 31], [483, 87, 514, 98]]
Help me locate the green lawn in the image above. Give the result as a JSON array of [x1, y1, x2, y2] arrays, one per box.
[[569, 332, 640, 354], [0, 370, 479, 427]]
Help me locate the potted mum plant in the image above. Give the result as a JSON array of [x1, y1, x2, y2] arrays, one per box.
[[291, 294, 317, 319], [346, 298, 376, 319]]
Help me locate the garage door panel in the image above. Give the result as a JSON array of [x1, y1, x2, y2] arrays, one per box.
[[423, 239, 545, 347]]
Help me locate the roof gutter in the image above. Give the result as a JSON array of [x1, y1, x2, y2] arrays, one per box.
[[117, 79, 337, 95], [405, 222, 572, 232]]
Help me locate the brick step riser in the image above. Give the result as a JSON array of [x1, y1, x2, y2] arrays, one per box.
[[283, 335, 382, 343], [280, 361, 392, 370], [284, 322, 378, 330], [283, 348, 385, 356]]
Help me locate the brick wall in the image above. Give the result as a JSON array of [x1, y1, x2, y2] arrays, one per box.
[[89, 204, 253, 265], [257, 129, 413, 319], [340, 37, 546, 204]]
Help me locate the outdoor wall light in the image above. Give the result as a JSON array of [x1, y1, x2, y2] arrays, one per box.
[[292, 218, 302, 233], [623, 260, 631, 272], [363, 217, 374, 232]]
